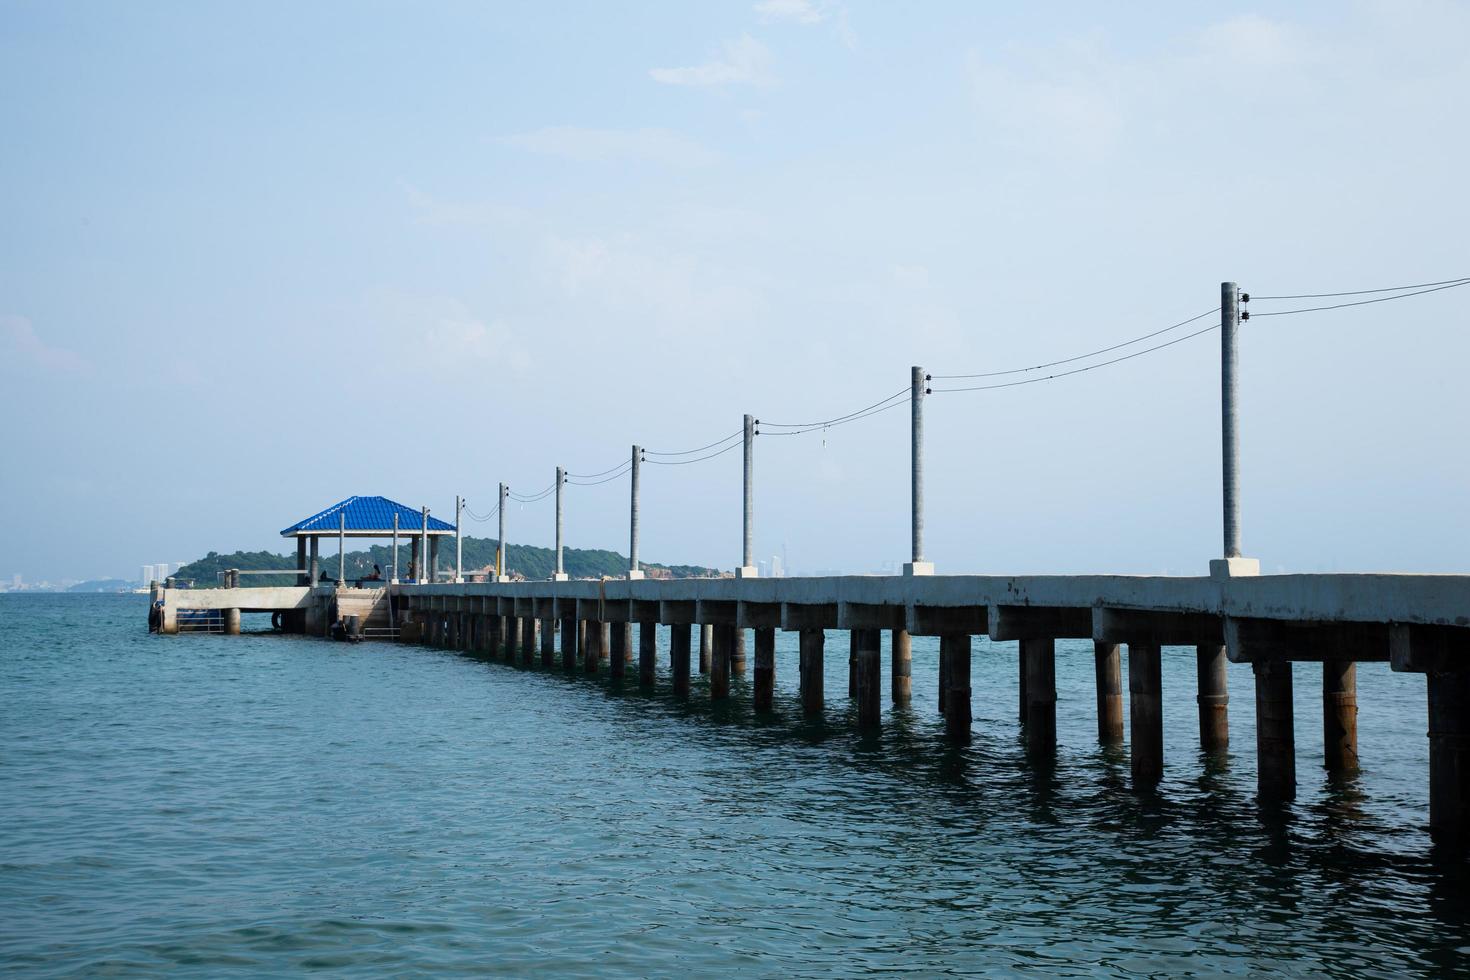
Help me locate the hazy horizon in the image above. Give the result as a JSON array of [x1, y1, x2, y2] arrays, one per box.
[[4, 1, 1468, 582]]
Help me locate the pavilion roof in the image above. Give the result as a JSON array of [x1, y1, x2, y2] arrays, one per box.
[[280, 496, 456, 537]]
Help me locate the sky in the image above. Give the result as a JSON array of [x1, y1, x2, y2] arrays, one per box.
[[2, 0, 1468, 582]]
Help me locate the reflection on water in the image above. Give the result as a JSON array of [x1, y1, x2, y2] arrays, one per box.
[[1, 595, 1466, 976]]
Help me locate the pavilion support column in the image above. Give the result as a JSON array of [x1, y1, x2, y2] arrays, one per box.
[[428, 538, 438, 584], [541, 617, 555, 668], [1323, 660, 1359, 774], [1197, 644, 1230, 752], [1129, 642, 1164, 789], [710, 623, 733, 701], [670, 623, 691, 699], [754, 627, 776, 712], [942, 634, 972, 744], [639, 621, 657, 687], [309, 536, 320, 585], [561, 616, 577, 671], [1022, 637, 1057, 754], [1095, 642, 1124, 744], [854, 628, 882, 730], [1254, 660, 1297, 801], [800, 628, 824, 717], [891, 628, 912, 705], [1428, 671, 1470, 837], [584, 620, 603, 675], [296, 538, 307, 586], [610, 622, 627, 679]]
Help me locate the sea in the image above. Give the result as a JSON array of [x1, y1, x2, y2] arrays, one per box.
[[3, 593, 1468, 976]]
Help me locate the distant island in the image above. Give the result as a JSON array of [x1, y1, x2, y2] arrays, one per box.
[[169, 536, 721, 587]]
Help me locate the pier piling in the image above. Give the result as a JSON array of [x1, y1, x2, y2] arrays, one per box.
[[711, 623, 732, 700], [585, 619, 603, 675], [1428, 670, 1470, 836], [1197, 644, 1230, 751], [754, 627, 776, 711], [699, 625, 712, 674], [670, 623, 691, 698], [942, 634, 972, 743], [561, 615, 576, 671], [1323, 659, 1358, 773], [1094, 642, 1124, 743], [1253, 660, 1296, 801], [1022, 637, 1057, 754], [1129, 642, 1164, 788], [610, 621, 626, 679], [541, 617, 555, 667], [855, 628, 882, 729], [799, 628, 824, 716], [639, 621, 656, 687], [891, 628, 912, 705]]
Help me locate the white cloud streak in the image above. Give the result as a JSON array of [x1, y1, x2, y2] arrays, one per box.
[[650, 34, 774, 87]]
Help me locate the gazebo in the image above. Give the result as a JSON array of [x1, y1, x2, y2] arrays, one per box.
[[280, 495, 457, 585]]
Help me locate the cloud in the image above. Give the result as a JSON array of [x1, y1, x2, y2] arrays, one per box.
[[368, 291, 529, 375], [502, 126, 718, 167], [0, 315, 90, 373], [755, 0, 828, 24], [1199, 14, 1297, 67], [650, 34, 774, 87], [966, 37, 1125, 160]]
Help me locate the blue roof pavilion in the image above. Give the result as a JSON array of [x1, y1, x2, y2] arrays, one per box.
[[280, 496, 456, 538]]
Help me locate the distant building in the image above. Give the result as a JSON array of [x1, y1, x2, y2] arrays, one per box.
[[11, 573, 20, 588], [770, 554, 784, 578]]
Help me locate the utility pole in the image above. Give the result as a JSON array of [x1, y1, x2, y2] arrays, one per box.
[[454, 495, 463, 583], [739, 414, 756, 577], [497, 482, 508, 581], [554, 467, 567, 581], [420, 506, 429, 584], [905, 365, 934, 575], [1212, 281, 1258, 579], [629, 445, 643, 579]]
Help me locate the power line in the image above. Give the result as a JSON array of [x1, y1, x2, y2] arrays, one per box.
[[1248, 279, 1470, 317], [758, 396, 909, 435], [566, 462, 633, 486], [507, 480, 557, 503], [931, 322, 1220, 393], [566, 461, 628, 479], [643, 439, 744, 465], [931, 308, 1219, 380], [761, 388, 910, 429], [464, 503, 499, 522], [1252, 276, 1470, 300], [643, 429, 743, 456]]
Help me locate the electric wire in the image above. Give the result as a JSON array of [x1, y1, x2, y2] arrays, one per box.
[[642, 439, 744, 465], [931, 308, 1219, 380], [464, 503, 499, 522], [1252, 276, 1470, 300], [1247, 279, 1470, 317], [757, 396, 909, 434], [761, 388, 910, 429], [566, 461, 630, 479], [566, 462, 634, 486], [642, 429, 743, 456], [931, 322, 1221, 393]]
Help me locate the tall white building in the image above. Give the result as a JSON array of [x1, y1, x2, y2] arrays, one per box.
[[140, 565, 153, 584], [771, 554, 784, 578]]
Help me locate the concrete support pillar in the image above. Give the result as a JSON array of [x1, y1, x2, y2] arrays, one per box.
[[224, 608, 241, 635], [1197, 644, 1230, 751], [670, 623, 691, 698], [487, 615, 502, 657], [699, 625, 712, 674], [1094, 642, 1124, 743], [1323, 660, 1358, 773], [618, 623, 633, 665], [561, 617, 576, 671], [710, 623, 733, 700], [855, 628, 882, 730], [732, 629, 747, 677], [938, 639, 949, 714], [639, 622, 657, 687], [309, 536, 320, 585], [848, 630, 858, 699], [447, 614, 460, 649], [799, 628, 824, 717], [1428, 671, 1470, 836], [296, 537, 307, 586], [506, 617, 521, 661], [541, 618, 555, 668], [1128, 642, 1164, 788], [428, 537, 438, 584], [754, 627, 776, 711], [1022, 637, 1056, 754], [1018, 644, 1028, 723], [891, 628, 912, 705], [584, 620, 603, 675], [942, 634, 972, 744], [609, 622, 627, 679], [599, 623, 611, 661], [1253, 660, 1296, 801], [525, 619, 541, 665]]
